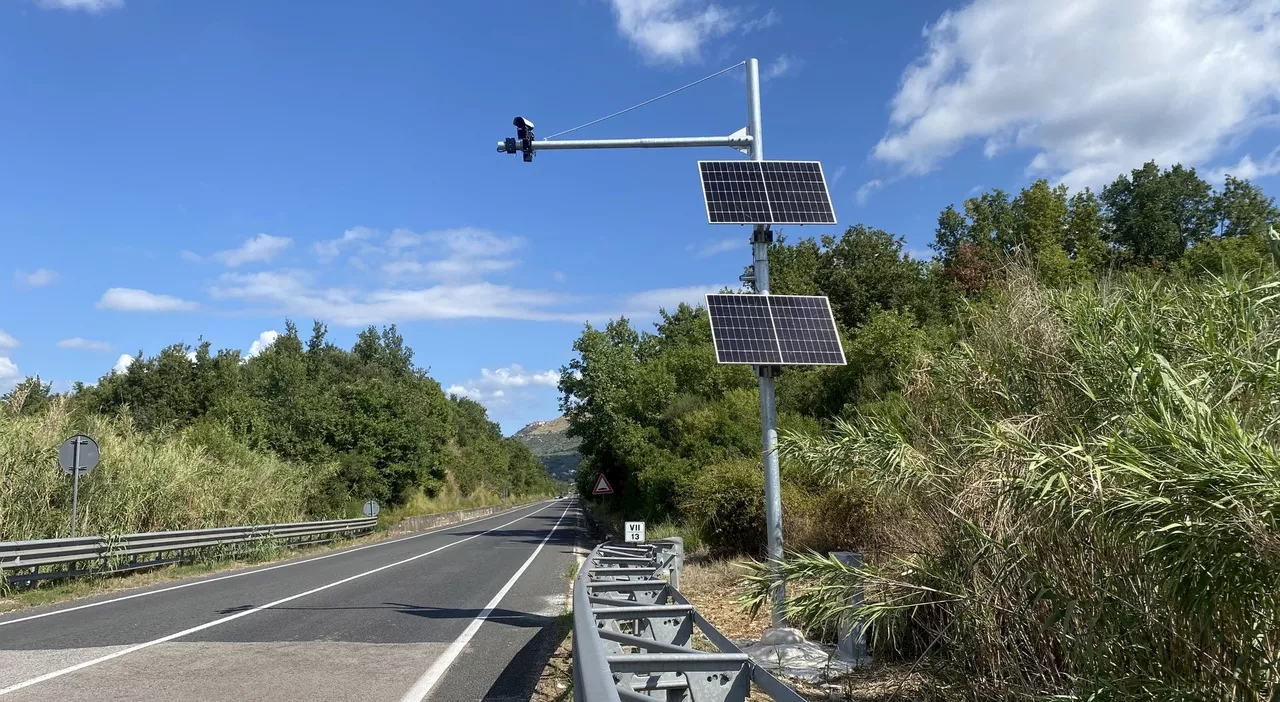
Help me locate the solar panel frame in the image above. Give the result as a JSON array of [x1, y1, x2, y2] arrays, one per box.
[[705, 293, 846, 366], [697, 160, 836, 225]]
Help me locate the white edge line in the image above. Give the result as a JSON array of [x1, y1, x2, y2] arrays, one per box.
[[398, 502, 573, 702], [0, 503, 559, 696], [0, 500, 557, 629]]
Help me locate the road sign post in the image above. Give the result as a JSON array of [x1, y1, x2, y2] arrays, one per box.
[[493, 57, 841, 629], [363, 500, 381, 518], [58, 435, 99, 538]]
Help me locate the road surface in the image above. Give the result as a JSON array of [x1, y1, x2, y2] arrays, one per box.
[[0, 499, 578, 701]]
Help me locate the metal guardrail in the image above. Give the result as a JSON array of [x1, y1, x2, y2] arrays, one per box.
[[573, 538, 804, 702], [0, 517, 377, 586]]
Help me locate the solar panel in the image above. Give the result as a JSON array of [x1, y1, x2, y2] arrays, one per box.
[[769, 295, 846, 365], [698, 161, 836, 225], [705, 294, 846, 366], [699, 161, 770, 224], [706, 294, 781, 364]]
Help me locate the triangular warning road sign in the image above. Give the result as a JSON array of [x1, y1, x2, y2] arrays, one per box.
[[592, 474, 614, 495]]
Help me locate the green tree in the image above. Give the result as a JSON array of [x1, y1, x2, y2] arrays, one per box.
[[1102, 161, 1215, 265]]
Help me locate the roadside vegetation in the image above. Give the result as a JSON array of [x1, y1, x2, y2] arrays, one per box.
[[1, 323, 564, 542], [565, 161, 1280, 699]]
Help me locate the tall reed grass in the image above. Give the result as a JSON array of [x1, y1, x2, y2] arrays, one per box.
[[744, 269, 1280, 699], [0, 399, 322, 541]]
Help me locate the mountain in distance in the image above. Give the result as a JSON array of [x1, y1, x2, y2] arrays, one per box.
[[512, 416, 582, 481]]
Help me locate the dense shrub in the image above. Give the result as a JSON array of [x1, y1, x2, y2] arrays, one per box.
[[744, 270, 1280, 700]]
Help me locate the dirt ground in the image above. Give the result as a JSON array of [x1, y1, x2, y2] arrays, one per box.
[[678, 557, 926, 702]]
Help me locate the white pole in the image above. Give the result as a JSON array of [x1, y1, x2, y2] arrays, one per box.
[[746, 57, 787, 629]]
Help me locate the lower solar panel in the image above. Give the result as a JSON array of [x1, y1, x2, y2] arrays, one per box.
[[705, 293, 845, 366]]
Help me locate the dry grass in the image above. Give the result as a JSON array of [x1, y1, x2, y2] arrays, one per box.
[[0, 400, 319, 541], [681, 559, 924, 701]]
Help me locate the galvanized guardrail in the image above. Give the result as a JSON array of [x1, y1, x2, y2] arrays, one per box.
[[574, 538, 804, 702], [0, 517, 376, 586]]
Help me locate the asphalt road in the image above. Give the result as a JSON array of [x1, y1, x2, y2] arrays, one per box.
[[0, 499, 579, 701]]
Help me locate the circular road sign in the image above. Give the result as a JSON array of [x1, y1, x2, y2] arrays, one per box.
[[363, 500, 381, 518], [58, 435, 100, 476]]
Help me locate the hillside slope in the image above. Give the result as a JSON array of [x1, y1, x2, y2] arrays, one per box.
[[512, 416, 582, 481]]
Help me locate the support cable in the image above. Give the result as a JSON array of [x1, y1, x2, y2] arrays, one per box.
[[542, 61, 746, 141]]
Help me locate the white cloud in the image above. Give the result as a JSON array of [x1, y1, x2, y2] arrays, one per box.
[[111, 353, 134, 375], [691, 237, 743, 258], [856, 179, 884, 205], [210, 271, 579, 325], [763, 54, 798, 81], [37, 0, 122, 11], [552, 271, 567, 283], [830, 165, 847, 184], [624, 284, 726, 313], [448, 364, 559, 411], [14, 268, 58, 288], [214, 233, 293, 267], [479, 365, 561, 388], [741, 8, 778, 33], [97, 288, 197, 312], [1206, 146, 1280, 183], [180, 250, 202, 263], [57, 338, 113, 352], [185, 351, 197, 362], [0, 357, 19, 392], [314, 226, 375, 261], [0, 330, 16, 350], [246, 330, 280, 358], [610, 0, 738, 64], [446, 384, 482, 401], [873, 0, 1280, 188]]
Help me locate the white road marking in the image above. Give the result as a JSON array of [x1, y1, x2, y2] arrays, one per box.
[[398, 503, 573, 702], [0, 503, 558, 696], [0, 501, 555, 629]]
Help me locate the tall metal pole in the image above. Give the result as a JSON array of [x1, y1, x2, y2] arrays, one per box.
[[746, 57, 787, 629], [70, 438, 80, 538]]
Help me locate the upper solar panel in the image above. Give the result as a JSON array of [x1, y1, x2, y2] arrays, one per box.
[[698, 161, 836, 225], [705, 293, 846, 366]]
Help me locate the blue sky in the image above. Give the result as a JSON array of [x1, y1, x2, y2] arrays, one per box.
[[2, 0, 1278, 433]]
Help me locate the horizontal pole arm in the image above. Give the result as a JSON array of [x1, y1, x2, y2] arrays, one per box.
[[496, 135, 752, 152]]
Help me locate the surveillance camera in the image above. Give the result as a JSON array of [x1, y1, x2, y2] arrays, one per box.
[[513, 116, 534, 130]]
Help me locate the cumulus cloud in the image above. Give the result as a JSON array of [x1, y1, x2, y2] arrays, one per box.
[[36, 0, 122, 11], [14, 268, 58, 288], [1206, 146, 1280, 183], [57, 338, 113, 352], [610, 0, 769, 64], [246, 330, 280, 358], [448, 364, 560, 411], [214, 234, 293, 267], [0, 330, 16, 350], [873, 0, 1280, 188], [179, 250, 202, 263], [111, 353, 134, 375], [314, 226, 375, 262], [0, 357, 19, 391], [97, 288, 197, 312]]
